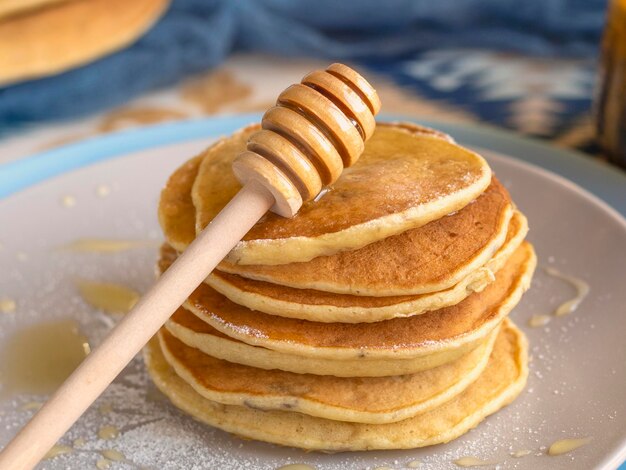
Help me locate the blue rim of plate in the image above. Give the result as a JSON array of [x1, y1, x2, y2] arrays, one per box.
[[0, 114, 625, 469], [1, 113, 625, 220]]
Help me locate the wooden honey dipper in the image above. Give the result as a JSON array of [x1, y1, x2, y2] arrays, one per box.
[[0, 63, 380, 469]]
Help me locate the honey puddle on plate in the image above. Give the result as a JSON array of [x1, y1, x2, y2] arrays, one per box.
[[76, 279, 139, 315], [96, 458, 111, 469], [61, 238, 155, 253], [96, 185, 111, 197], [276, 465, 316, 470], [453, 456, 496, 467], [0, 320, 89, 397], [99, 402, 113, 415], [548, 437, 591, 456], [545, 267, 589, 316], [528, 314, 551, 328], [60, 195, 76, 208], [0, 298, 16, 313], [98, 425, 120, 440], [43, 445, 73, 460], [528, 267, 590, 328], [73, 438, 86, 448], [20, 401, 42, 411], [101, 449, 125, 461]]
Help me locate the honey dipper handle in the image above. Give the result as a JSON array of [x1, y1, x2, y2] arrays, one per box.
[[0, 182, 275, 470]]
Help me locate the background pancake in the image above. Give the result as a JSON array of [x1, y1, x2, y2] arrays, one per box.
[[0, 0, 170, 86], [205, 211, 527, 322], [158, 325, 498, 424], [161, 242, 535, 361], [191, 123, 491, 265], [217, 179, 513, 296], [145, 319, 528, 451], [0, 0, 69, 20]]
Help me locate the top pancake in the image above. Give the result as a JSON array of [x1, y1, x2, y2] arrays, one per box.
[[159, 136, 507, 295], [217, 178, 512, 296], [158, 124, 458, 253], [188, 122, 491, 265]]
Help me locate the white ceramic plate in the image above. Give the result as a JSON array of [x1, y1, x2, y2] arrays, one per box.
[[0, 117, 625, 470]]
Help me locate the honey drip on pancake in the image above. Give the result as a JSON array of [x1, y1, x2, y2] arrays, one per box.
[[545, 267, 589, 316], [313, 187, 331, 202], [0, 320, 88, 397]]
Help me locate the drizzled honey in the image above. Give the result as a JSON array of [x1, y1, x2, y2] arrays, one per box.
[[0, 320, 89, 397]]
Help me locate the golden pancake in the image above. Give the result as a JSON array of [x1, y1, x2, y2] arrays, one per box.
[[217, 178, 513, 296], [190, 122, 491, 265], [158, 325, 498, 424], [145, 319, 528, 451], [0, 0, 170, 86], [158, 123, 451, 253], [205, 211, 526, 322], [180, 243, 534, 360], [162, 243, 535, 368], [165, 311, 485, 377], [158, 154, 203, 252], [159, 134, 509, 297]]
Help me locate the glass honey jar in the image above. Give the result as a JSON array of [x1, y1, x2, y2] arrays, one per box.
[[595, 0, 626, 167]]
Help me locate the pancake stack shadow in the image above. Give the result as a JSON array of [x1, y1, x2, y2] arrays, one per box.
[[146, 122, 536, 451]]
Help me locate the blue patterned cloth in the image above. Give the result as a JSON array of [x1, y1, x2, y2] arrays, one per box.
[[363, 51, 596, 139], [0, 0, 607, 128]]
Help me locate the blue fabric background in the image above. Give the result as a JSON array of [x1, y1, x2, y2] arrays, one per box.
[[0, 0, 608, 127]]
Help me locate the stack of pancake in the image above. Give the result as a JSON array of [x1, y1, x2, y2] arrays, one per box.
[[146, 122, 536, 451]]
